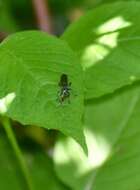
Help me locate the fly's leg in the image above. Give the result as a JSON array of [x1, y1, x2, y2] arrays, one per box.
[[67, 97, 71, 104]]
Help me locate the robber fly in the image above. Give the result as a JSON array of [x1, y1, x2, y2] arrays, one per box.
[[58, 74, 71, 104]]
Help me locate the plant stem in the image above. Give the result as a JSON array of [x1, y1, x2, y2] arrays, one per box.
[[32, 0, 52, 33], [2, 118, 34, 190]]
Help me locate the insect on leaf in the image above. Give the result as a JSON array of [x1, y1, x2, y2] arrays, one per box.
[[0, 31, 87, 153]]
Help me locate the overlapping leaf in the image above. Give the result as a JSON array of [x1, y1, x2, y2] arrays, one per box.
[[62, 2, 140, 99]]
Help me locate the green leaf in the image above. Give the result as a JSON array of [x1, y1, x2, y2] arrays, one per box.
[[62, 2, 140, 99], [54, 82, 140, 189], [0, 31, 87, 153], [84, 0, 140, 8], [0, 131, 68, 190]]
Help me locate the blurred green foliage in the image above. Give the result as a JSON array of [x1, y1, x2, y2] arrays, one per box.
[[5, 0, 35, 30], [1, 0, 139, 34], [0, 129, 67, 190], [0, 0, 140, 190]]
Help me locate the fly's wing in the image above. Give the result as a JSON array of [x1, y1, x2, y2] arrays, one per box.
[[69, 82, 72, 87], [59, 74, 68, 86]]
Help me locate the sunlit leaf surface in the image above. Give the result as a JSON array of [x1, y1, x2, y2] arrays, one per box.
[[62, 2, 140, 99], [54, 82, 140, 189]]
